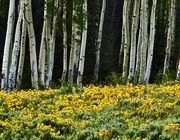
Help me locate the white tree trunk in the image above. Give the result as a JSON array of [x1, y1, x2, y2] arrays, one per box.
[[144, 0, 157, 83], [44, 1, 52, 88], [39, 0, 47, 88], [128, 0, 140, 81], [94, 0, 106, 81], [16, 16, 27, 89], [122, 0, 131, 78], [62, 2, 68, 81], [139, 0, 148, 83], [135, 19, 142, 78], [45, 0, 59, 87], [77, 0, 88, 87], [1, 0, 15, 91], [74, 25, 81, 76], [68, 28, 76, 83], [163, 0, 176, 75], [8, 0, 24, 91], [68, 2, 81, 83], [25, 0, 39, 89], [176, 58, 180, 80]]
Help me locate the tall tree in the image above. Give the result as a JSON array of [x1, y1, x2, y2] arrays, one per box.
[[94, 0, 106, 81], [122, 0, 131, 78], [62, 1, 68, 81], [68, 0, 82, 83], [163, 0, 176, 76], [25, 0, 39, 89], [8, 0, 24, 91], [139, 0, 148, 83], [144, 0, 157, 83], [45, 0, 60, 87], [128, 0, 140, 81], [1, 0, 15, 91], [77, 0, 88, 87], [38, 0, 48, 88], [16, 15, 27, 89]]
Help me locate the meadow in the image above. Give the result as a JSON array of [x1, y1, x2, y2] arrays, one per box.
[[0, 83, 180, 139]]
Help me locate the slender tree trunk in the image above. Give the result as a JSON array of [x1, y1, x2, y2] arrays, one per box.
[[94, 0, 106, 81], [45, 0, 60, 87], [16, 16, 27, 89], [176, 58, 180, 80], [128, 0, 140, 81], [68, 0, 82, 83], [1, 0, 15, 91], [144, 0, 157, 83], [135, 18, 142, 78], [62, 2, 68, 81], [39, 0, 47, 88], [25, 0, 39, 89], [45, 17, 52, 86], [68, 2, 76, 83], [122, 0, 131, 78], [73, 26, 81, 78], [139, 0, 148, 83], [8, 0, 24, 91], [163, 0, 176, 75], [77, 0, 88, 87]]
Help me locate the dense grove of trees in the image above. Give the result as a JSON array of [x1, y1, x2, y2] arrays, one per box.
[[0, 0, 180, 91]]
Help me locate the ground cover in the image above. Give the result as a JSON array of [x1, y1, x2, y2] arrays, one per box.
[[0, 83, 180, 139]]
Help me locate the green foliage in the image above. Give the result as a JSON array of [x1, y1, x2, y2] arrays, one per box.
[[155, 70, 176, 84], [59, 79, 73, 94], [104, 72, 127, 86]]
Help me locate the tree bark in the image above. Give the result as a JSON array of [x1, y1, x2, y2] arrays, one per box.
[[16, 15, 27, 89], [144, 0, 157, 83], [62, 2, 68, 81], [139, 0, 148, 83], [163, 0, 176, 75], [128, 0, 140, 81], [176, 58, 180, 80], [8, 0, 24, 91], [77, 0, 88, 87], [25, 0, 39, 89], [45, 0, 60, 87], [94, 0, 106, 81], [122, 0, 131, 78], [39, 0, 47, 88], [1, 0, 15, 91]]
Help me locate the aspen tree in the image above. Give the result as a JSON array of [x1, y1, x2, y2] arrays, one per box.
[[16, 16, 27, 88], [74, 22, 81, 78], [44, 0, 52, 87], [25, 0, 39, 89], [39, 0, 47, 88], [62, 1, 68, 81], [122, 0, 131, 78], [1, 0, 15, 91], [46, 0, 60, 87], [128, 0, 140, 81], [176, 58, 180, 80], [8, 0, 24, 91], [144, 0, 157, 83], [135, 20, 142, 78], [94, 0, 106, 81], [77, 0, 88, 87], [68, 1, 81, 83], [139, 0, 148, 83], [163, 0, 176, 75]]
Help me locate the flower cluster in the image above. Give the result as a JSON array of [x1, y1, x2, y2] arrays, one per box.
[[0, 83, 179, 139]]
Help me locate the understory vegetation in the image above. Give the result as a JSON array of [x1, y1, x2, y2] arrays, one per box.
[[0, 82, 180, 139]]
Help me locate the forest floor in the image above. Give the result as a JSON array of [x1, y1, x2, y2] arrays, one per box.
[[0, 83, 180, 139]]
